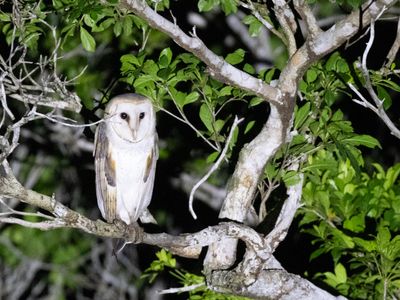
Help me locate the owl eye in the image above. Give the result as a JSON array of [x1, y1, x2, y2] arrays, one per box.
[[139, 112, 145, 120], [120, 112, 128, 120]]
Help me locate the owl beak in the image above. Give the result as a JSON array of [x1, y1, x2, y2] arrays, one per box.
[[130, 128, 137, 140]]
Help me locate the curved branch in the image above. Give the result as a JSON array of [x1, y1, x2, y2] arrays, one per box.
[[0, 170, 264, 257], [189, 116, 243, 219], [122, 0, 281, 105]]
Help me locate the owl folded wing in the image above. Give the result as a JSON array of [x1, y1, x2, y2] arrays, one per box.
[[94, 123, 117, 223], [143, 134, 159, 183]]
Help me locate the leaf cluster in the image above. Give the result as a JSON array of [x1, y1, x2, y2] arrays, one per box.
[[293, 52, 400, 298], [142, 249, 249, 300]]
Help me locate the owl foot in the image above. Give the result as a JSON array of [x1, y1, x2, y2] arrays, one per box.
[[112, 218, 128, 231], [127, 222, 144, 244]]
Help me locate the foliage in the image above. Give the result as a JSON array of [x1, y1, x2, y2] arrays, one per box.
[[142, 250, 250, 299], [296, 52, 400, 299]]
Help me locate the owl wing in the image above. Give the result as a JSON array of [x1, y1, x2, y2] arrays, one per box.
[[94, 122, 117, 223], [143, 133, 159, 183], [137, 134, 159, 222]]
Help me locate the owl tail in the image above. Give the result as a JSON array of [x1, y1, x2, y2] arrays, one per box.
[[139, 209, 157, 224]]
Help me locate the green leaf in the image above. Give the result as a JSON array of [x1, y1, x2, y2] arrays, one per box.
[[294, 102, 310, 129], [170, 88, 187, 108], [243, 63, 255, 74], [332, 228, 355, 248], [353, 237, 376, 252], [113, 20, 123, 37], [220, 0, 237, 15], [198, 0, 219, 12], [306, 69, 318, 83], [384, 164, 400, 190], [143, 60, 159, 76], [341, 134, 381, 149], [263, 68, 276, 83], [122, 15, 133, 36], [80, 27, 96, 52], [0, 12, 11, 22], [377, 85, 392, 110], [378, 79, 400, 92], [310, 247, 326, 261], [120, 54, 140, 67], [184, 91, 200, 106], [346, 0, 363, 8], [206, 151, 219, 163], [334, 263, 347, 284], [134, 75, 155, 88], [249, 97, 264, 107], [159, 47, 173, 68], [214, 119, 225, 133], [92, 18, 115, 32], [199, 103, 214, 132], [219, 86, 232, 96], [83, 14, 96, 27], [245, 120, 255, 134], [343, 214, 365, 233], [283, 170, 301, 187], [242, 15, 262, 37], [377, 225, 391, 244], [303, 161, 337, 172], [225, 49, 245, 65]]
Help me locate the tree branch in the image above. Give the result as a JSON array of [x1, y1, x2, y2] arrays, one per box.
[[385, 16, 400, 68], [350, 21, 400, 140], [272, 0, 298, 56], [294, 0, 322, 37], [122, 0, 281, 105], [189, 116, 243, 219]]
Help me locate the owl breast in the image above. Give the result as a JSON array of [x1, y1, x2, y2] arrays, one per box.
[[112, 139, 155, 224]]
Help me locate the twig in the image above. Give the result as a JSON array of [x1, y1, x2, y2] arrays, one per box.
[[189, 116, 243, 219], [163, 86, 220, 151], [350, 19, 400, 140], [33, 112, 105, 128], [157, 283, 205, 295], [385, 17, 400, 68]]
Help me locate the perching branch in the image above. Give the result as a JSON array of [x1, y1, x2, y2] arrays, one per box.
[[0, 165, 344, 299]]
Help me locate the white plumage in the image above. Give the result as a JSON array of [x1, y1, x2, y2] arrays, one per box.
[[94, 93, 158, 225]]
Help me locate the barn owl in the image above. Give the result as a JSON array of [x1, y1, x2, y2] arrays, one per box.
[[94, 93, 158, 225]]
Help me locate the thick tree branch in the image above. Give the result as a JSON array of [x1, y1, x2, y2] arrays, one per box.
[[264, 163, 303, 253], [272, 0, 298, 56], [309, 0, 396, 58], [122, 0, 281, 105], [294, 0, 322, 37], [209, 268, 346, 300]]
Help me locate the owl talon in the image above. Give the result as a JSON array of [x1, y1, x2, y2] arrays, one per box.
[[127, 223, 144, 244], [113, 218, 128, 231]]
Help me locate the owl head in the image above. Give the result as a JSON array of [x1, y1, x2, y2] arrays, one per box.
[[105, 93, 156, 143]]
